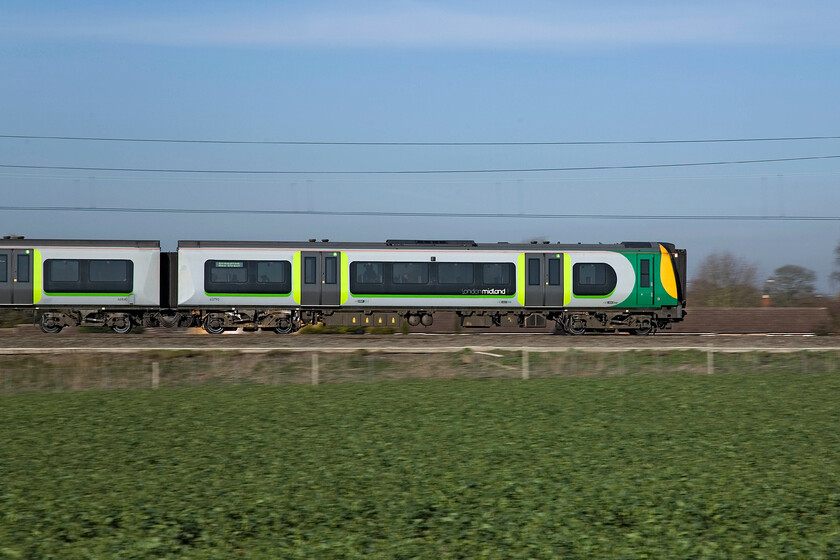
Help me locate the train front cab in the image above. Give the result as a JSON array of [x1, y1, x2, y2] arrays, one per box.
[[519, 244, 684, 333]]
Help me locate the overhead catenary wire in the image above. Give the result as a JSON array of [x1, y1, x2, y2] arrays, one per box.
[[2, 134, 840, 146], [2, 154, 840, 175], [2, 205, 839, 221], [3, 169, 839, 184]]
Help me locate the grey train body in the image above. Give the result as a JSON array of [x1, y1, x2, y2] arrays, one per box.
[[1, 238, 687, 335]]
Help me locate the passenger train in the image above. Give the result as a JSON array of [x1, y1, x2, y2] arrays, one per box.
[[0, 237, 686, 335]]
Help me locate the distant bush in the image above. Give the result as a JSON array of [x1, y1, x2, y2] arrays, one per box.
[[820, 296, 840, 335]]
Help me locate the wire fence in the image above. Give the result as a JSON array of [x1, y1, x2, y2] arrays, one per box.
[[1, 347, 839, 394]]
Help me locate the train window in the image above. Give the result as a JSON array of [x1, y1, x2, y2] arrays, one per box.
[[548, 258, 562, 286], [392, 262, 429, 284], [0, 255, 5, 282], [90, 260, 129, 283], [528, 258, 540, 286], [482, 263, 510, 285], [573, 263, 617, 296], [355, 262, 383, 284], [304, 257, 317, 284], [210, 261, 247, 283], [438, 262, 474, 284], [257, 261, 286, 283], [325, 257, 337, 284], [46, 259, 133, 294], [205, 260, 290, 295], [640, 259, 650, 288], [577, 263, 606, 285], [48, 260, 80, 282], [17, 254, 30, 283]]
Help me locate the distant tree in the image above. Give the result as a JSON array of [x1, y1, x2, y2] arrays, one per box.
[[767, 265, 817, 306], [832, 241, 840, 292], [690, 252, 761, 307]]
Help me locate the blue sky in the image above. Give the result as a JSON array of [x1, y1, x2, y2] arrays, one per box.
[[2, 1, 840, 291]]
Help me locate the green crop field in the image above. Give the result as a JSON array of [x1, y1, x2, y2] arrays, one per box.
[[2, 371, 840, 559]]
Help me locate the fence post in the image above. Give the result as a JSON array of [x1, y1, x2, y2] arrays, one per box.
[[311, 353, 319, 386], [152, 362, 160, 389], [707, 349, 714, 375], [522, 350, 529, 380]]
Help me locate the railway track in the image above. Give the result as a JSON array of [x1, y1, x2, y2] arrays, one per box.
[[1, 330, 839, 351]]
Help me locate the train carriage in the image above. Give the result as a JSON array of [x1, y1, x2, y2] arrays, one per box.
[[179, 239, 686, 335], [0, 237, 161, 333], [177, 241, 299, 333]]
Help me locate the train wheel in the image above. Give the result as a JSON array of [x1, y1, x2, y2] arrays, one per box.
[[40, 315, 62, 334], [111, 317, 133, 334], [631, 317, 653, 336], [564, 317, 586, 335], [203, 315, 225, 335], [274, 320, 293, 334]]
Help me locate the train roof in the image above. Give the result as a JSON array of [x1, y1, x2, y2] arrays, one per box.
[[178, 240, 678, 252], [0, 237, 160, 248]]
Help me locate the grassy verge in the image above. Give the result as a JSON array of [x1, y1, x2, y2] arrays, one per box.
[[2, 372, 840, 558], [1, 349, 838, 393]]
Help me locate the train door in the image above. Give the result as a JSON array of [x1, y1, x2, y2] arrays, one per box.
[[299, 251, 341, 306], [524, 253, 564, 307], [0, 249, 33, 305], [0, 250, 9, 304], [636, 254, 655, 306]]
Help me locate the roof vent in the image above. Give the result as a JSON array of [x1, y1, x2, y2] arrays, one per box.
[[385, 239, 477, 247]]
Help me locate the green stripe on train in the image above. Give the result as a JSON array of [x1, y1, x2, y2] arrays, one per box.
[[33, 249, 42, 304], [43, 293, 134, 297], [205, 292, 292, 298], [350, 293, 515, 299]]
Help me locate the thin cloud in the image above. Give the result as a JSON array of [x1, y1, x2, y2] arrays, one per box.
[[3, 2, 839, 49]]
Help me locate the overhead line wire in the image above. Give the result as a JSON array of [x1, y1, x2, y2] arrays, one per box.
[[2, 154, 840, 175], [3, 169, 840, 184], [2, 205, 839, 221], [2, 134, 840, 145]]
